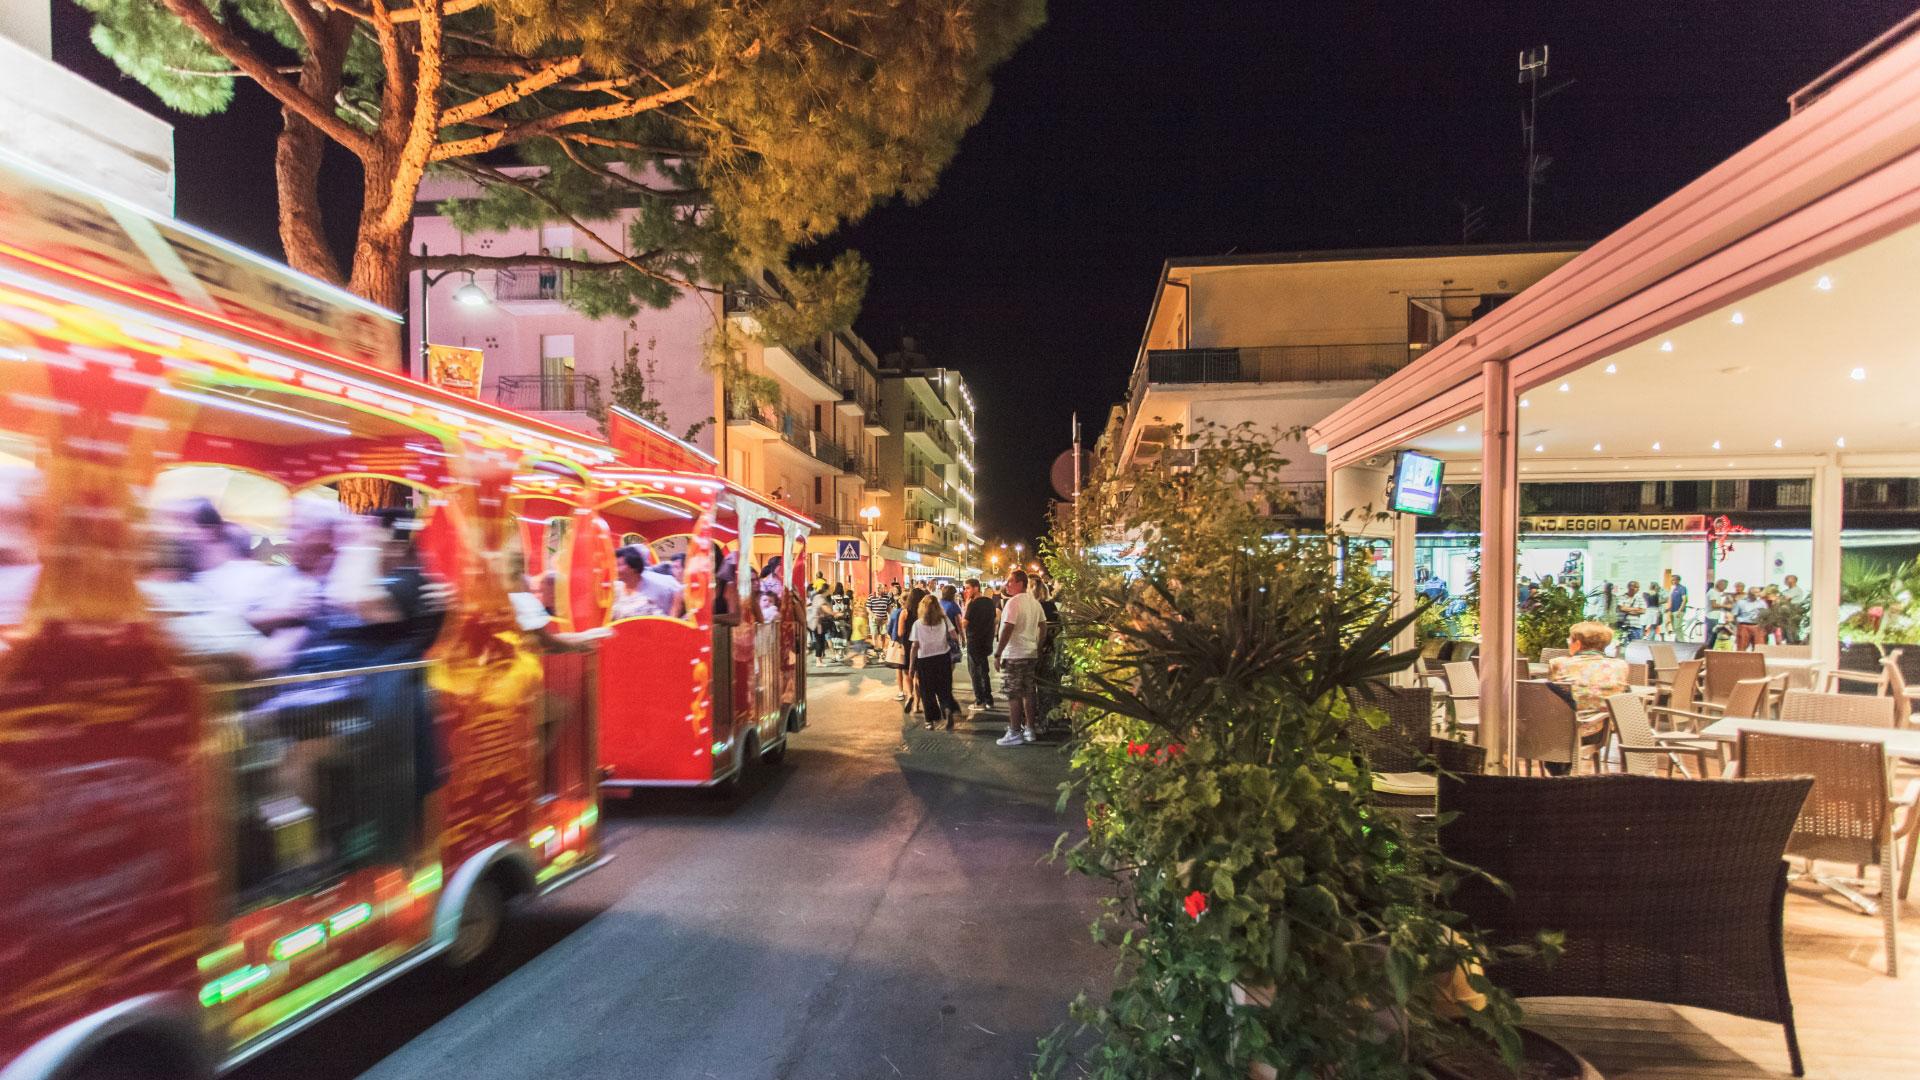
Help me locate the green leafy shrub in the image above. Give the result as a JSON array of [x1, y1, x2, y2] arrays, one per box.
[[1515, 580, 1586, 659], [1039, 424, 1526, 1079]]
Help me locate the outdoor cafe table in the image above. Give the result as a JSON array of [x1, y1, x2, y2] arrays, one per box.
[[1764, 656, 1826, 690], [1697, 715, 1920, 758], [1697, 714, 1919, 978]]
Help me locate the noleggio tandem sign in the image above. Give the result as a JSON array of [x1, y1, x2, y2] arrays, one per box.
[[1523, 515, 1709, 534]]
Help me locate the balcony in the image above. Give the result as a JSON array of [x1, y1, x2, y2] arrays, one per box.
[[1145, 343, 1410, 386], [863, 407, 888, 436], [902, 518, 944, 548], [903, 414, 956, 463], [905, 466, 948, 502], [835, 385, 866, 417], [497, 373, 600, 414], [493, 268, 570, 313], [764, 339, 839, 401], [860, 468, 886, 494]]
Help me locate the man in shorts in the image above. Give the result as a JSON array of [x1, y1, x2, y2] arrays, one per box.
[[994, 569, 1045, 746]]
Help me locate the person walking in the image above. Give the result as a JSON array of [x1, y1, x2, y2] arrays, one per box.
[[907, 594, 962, 730], [865, 586, 894, 650], [808, 588, 832, 661], [1733, 585, 1767, 650], [894, 586, 928, 706], [994, 569, 1046, 746], [1615, 581, 1645, 641], [961, 578, 997, 713], [1705, 578, 1729, 647], [1665, 574, 1689, 641]]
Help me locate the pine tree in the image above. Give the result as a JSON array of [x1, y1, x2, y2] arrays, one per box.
[[77, 0, 1043, 349]]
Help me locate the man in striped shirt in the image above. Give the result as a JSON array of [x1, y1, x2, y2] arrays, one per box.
[[865, 587, 896, 648]]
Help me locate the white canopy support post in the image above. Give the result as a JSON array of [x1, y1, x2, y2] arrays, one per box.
[[1478, 356, 1518, 773], [1810, 456, 1843, 668], [1391, 506, 1418, 683]]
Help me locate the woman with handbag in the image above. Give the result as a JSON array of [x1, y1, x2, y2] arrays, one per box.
[[906, 595, 963, 730], [892, 587, 927, 707]]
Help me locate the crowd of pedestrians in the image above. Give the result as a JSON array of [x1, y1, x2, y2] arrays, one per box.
[[802, 569, 1061, 746]]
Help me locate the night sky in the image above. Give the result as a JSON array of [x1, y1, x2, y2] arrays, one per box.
[[51, 1, 1913, 540]]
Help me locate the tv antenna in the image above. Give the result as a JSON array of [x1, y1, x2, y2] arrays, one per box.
[[1518, 46, 1573, 240]]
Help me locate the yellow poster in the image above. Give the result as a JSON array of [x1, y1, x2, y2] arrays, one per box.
[[425, 343, 485, 399]]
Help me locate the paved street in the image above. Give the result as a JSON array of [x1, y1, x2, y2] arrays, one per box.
[[230, 661, 1106, 1080]]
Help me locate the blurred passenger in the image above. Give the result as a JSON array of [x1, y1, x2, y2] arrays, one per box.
[[0, 467, 41, 630]]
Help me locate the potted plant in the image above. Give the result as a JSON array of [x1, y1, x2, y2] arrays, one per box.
[[1037, 424, 1532, 1079]]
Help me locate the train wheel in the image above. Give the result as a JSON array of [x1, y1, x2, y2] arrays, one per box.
[[447, 877, 504, 968]]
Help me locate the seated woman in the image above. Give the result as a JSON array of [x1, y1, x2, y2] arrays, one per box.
[[1545, 620, 1630, 714]]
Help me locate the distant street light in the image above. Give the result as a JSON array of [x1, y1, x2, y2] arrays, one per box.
[[415, 242, 491, 379], [859, 505, 884, 596]]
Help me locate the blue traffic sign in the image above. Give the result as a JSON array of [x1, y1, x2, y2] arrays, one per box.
[[836, 539, 864, 561]]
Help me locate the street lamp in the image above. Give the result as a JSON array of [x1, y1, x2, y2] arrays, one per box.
[[859, 504, 884, 597], [414, 242, 490, 378]]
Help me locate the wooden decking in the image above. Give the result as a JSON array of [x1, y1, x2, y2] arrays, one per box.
[[1523, 884, 1920, 1078]]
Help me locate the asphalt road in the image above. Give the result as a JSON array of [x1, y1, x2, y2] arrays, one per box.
[[230, 659, 1108, 1080]]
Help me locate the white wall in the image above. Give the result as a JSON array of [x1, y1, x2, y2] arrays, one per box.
[[0, 33, 174, 215]]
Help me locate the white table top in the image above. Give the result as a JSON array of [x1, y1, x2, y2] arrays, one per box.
[[1699, 715, 1920, 756]]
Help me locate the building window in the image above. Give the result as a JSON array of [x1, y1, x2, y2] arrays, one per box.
[[814, 476, 823, 504]]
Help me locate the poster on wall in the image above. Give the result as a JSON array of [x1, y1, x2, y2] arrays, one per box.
[[425, 343, 485, 399]]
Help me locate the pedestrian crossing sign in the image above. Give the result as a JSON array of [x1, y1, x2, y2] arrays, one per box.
[[837, 539, 863, 561]]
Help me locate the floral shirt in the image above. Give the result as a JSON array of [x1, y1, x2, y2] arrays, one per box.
[[1547, 651, 1629, 713]]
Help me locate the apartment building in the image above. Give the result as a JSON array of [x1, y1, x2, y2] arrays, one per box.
[[409, 174, 896, 585], [1099, 245, 1581, 523], [872, 339, 981, 584]]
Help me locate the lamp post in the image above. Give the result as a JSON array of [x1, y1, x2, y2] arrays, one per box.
[[414, 242, 490, 379], [859, 504, 884, 597]]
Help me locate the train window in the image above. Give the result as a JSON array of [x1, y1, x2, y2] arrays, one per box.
[[607, 496, 698, 624], [0, 459, 42, 633], [140, 466, 450, 906]]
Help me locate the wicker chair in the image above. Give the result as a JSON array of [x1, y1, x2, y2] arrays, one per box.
[[1758, 643, 1814, 661], [1704, 649, 1769, 709], [1826, 646, 1903, 696], [1777, 688, 1896, 728], [1441, 661, 1480, 732], [1648, 642, 1680, 686], [1515, 680, 1583, 775], [1739, 731, 1920, 973], [1606, 692, 1719, 777], [1539, 647, 1570, 663], [1624, 661, 1650, 687], [1438, 773, 1814, 1077], [1345, 683, 1486, 818]]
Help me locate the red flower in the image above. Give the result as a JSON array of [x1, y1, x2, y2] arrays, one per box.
[[1156, 742, 1186, 763], [1184, 890, 1209, 920], [1126, 741, 1151, 758]]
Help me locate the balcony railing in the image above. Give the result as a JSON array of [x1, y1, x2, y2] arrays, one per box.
[[1145, 343, 1410, 386], [494, 268, 570, 304], [497, 373, 600, 412], [905, 467, 947, 499]]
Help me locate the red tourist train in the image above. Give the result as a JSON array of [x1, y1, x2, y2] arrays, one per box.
[[0, 153, 808, 1080]]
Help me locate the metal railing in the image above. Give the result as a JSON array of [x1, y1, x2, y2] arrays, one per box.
[[1145, 343, 1410, 385], [494, 268, 570, 303], [497, 374, 601, 412], [905, 467, 947, 498]]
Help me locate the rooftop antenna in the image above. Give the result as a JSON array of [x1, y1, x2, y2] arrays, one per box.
[[1517, 46, 1572, 240], [1459, 201, 1489, 244]]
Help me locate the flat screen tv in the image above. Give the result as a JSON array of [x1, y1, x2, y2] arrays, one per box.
[[1389, 450, 1444, 516]]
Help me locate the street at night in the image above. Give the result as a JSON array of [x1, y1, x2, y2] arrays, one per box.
[[228, 670, 1104, 1080]]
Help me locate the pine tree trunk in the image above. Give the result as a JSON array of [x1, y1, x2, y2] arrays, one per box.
[[274, 17, 352, 287]]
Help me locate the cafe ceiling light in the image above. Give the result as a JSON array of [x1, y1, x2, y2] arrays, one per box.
[[1604, 362, 1617, 374], [1851, 367, 1867, 381], [1651, 441, 1662, 451], [1455, 423, 1467, 433], [1659, 340, 1674, 352], [1592, 443, 1604, 452], [1730, 311, 1744, 325], [1558, 381, 1571, 392], [1836, 436, 1847, 448], [1519, 397, 1530, 408], [1816, 275, 1833, 291], [1712, 439, 1723, 450], [1533, 444, 1545, 452], [1773, 438, 1783, 449]]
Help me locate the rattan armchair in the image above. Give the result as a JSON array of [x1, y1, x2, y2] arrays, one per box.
[[1825, 646, 1904, 696], [1776, 688, 1897, 728], [1606, 692, 1720, 777], [1438, 773, 1814, 1077], [1539, 647, 1570, 663], [1704, 649, 1769, 708], [1648, 642, 1680, 686], [1514, 680, 1585, 775], [1345, 683, 1487, 818], [1441, 660, 1480, 733], [1739, 731, 1920, 974]]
